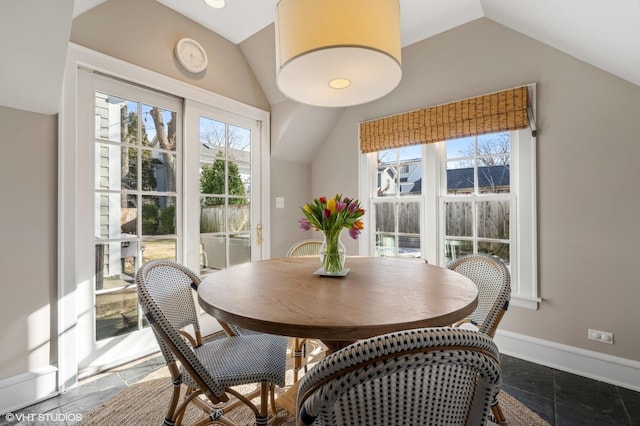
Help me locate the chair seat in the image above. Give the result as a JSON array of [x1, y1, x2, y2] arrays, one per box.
[[182, 334, 288, 396]]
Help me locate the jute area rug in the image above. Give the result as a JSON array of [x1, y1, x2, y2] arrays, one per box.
[[79, 347, 550, 426]]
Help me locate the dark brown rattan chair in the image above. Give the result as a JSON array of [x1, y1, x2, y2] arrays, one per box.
[[136, 260, 287, 426]]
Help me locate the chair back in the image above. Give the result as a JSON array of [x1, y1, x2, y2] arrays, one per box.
[[136, 260, 226, 397], [297, 327, 501, 426], [447, 253, 511, 337], [286, 239, 323, 257]]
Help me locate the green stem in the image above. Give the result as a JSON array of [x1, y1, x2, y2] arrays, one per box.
[[321, 229, 344, 274]]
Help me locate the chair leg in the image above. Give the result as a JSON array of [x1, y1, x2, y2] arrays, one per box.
[[255, 382, 269, 426], [269, 383, 277, 416], [492, 401, 507, 425], [293, 338, 306, 382], [164, 362, 184, 425]]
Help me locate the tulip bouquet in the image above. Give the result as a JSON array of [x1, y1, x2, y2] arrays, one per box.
[[298, 195, 365, 274]]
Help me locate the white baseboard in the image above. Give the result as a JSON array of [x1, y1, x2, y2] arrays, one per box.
[[0, 365, 58, 415], [494, 329, 640, 392]]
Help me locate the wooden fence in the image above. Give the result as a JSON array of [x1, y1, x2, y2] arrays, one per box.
[[200, 205, 250, 233]]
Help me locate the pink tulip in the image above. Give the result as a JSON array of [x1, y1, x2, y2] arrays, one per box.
[[298, 218, 311, 231], [349, 227, 361, 239]]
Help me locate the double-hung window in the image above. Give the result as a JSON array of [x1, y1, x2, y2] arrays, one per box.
[[359, 86, 539, 309]]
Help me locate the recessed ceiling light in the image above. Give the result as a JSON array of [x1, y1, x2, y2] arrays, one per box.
[[204, 0, 226, 9], [329, 78, 351, 89]]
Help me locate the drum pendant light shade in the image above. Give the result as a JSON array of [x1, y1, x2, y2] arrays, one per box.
[[275, 0, 402, 107]]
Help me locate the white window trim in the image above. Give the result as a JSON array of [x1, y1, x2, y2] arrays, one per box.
[[358, 107, 539, 311], [59, 43, 271, 391]]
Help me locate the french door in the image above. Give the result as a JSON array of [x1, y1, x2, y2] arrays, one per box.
[[184, 99, 266, 335], [75, 71, 266, 376]]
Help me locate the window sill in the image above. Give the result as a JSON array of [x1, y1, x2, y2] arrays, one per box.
[[510, 294, 541, 310]]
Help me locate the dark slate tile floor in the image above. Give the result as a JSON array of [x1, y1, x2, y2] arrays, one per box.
[[1, 354, 638, 425], [500, 355, 640, 426]]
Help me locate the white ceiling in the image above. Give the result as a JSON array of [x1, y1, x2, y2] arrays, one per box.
[[2, 0, 639, 116], [143, 0, 640, 89], [149, 0, 640, 164]]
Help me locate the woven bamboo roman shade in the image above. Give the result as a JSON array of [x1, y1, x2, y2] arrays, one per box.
[[360, 86, 530, 153]]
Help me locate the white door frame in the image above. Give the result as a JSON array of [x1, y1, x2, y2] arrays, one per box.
[[59, 43, 270, 391]]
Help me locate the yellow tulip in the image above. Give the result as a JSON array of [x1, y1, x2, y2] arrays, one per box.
[[327, 198, 336, 214]]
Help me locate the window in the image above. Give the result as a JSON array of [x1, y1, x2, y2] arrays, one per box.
[[361, 128, 538, 309]]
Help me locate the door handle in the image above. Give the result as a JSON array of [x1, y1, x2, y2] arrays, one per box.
[[256, 224, 263, 245]]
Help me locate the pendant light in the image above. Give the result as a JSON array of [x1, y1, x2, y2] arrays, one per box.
[[275, 0, 402, 107]]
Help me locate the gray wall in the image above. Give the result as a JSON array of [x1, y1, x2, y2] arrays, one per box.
[[310, 18, 640, 360], [269, 159, 314, 257], [70, 0, 269, 111], [0, 106, 57, 378]]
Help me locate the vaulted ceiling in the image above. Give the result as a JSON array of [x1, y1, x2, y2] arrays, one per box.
[[82, 0, 640, 91], [2, 0, 639, 162]]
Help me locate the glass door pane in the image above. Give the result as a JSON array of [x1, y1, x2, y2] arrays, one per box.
[[199, 117, 252, 274], [94, 91, 180, 341]]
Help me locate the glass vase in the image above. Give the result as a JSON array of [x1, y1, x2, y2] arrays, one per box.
[[319, 229, 346, 274]]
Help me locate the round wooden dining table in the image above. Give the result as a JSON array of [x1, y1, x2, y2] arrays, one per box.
[[197, 256, 478, 353]]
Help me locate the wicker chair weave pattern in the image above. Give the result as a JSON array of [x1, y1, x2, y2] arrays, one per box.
[[297, 328, 501, 426], [285, 240, 323, 257], [447, 254, 511, 336], [137, 260, 287, 399], [182, 334, 287, 390], [144, 262, 201, 333]]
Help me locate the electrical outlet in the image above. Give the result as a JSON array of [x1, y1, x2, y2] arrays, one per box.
[[588, 328, 613, 344]]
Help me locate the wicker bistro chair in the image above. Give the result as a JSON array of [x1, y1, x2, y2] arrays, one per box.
[[136, 260, 288, 426], [446, 254, 511, 339], [447, 253, 511, 424], [285, 239, 328, 382], [296, 327, 502, 426], [285, 239, 323, 257]]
